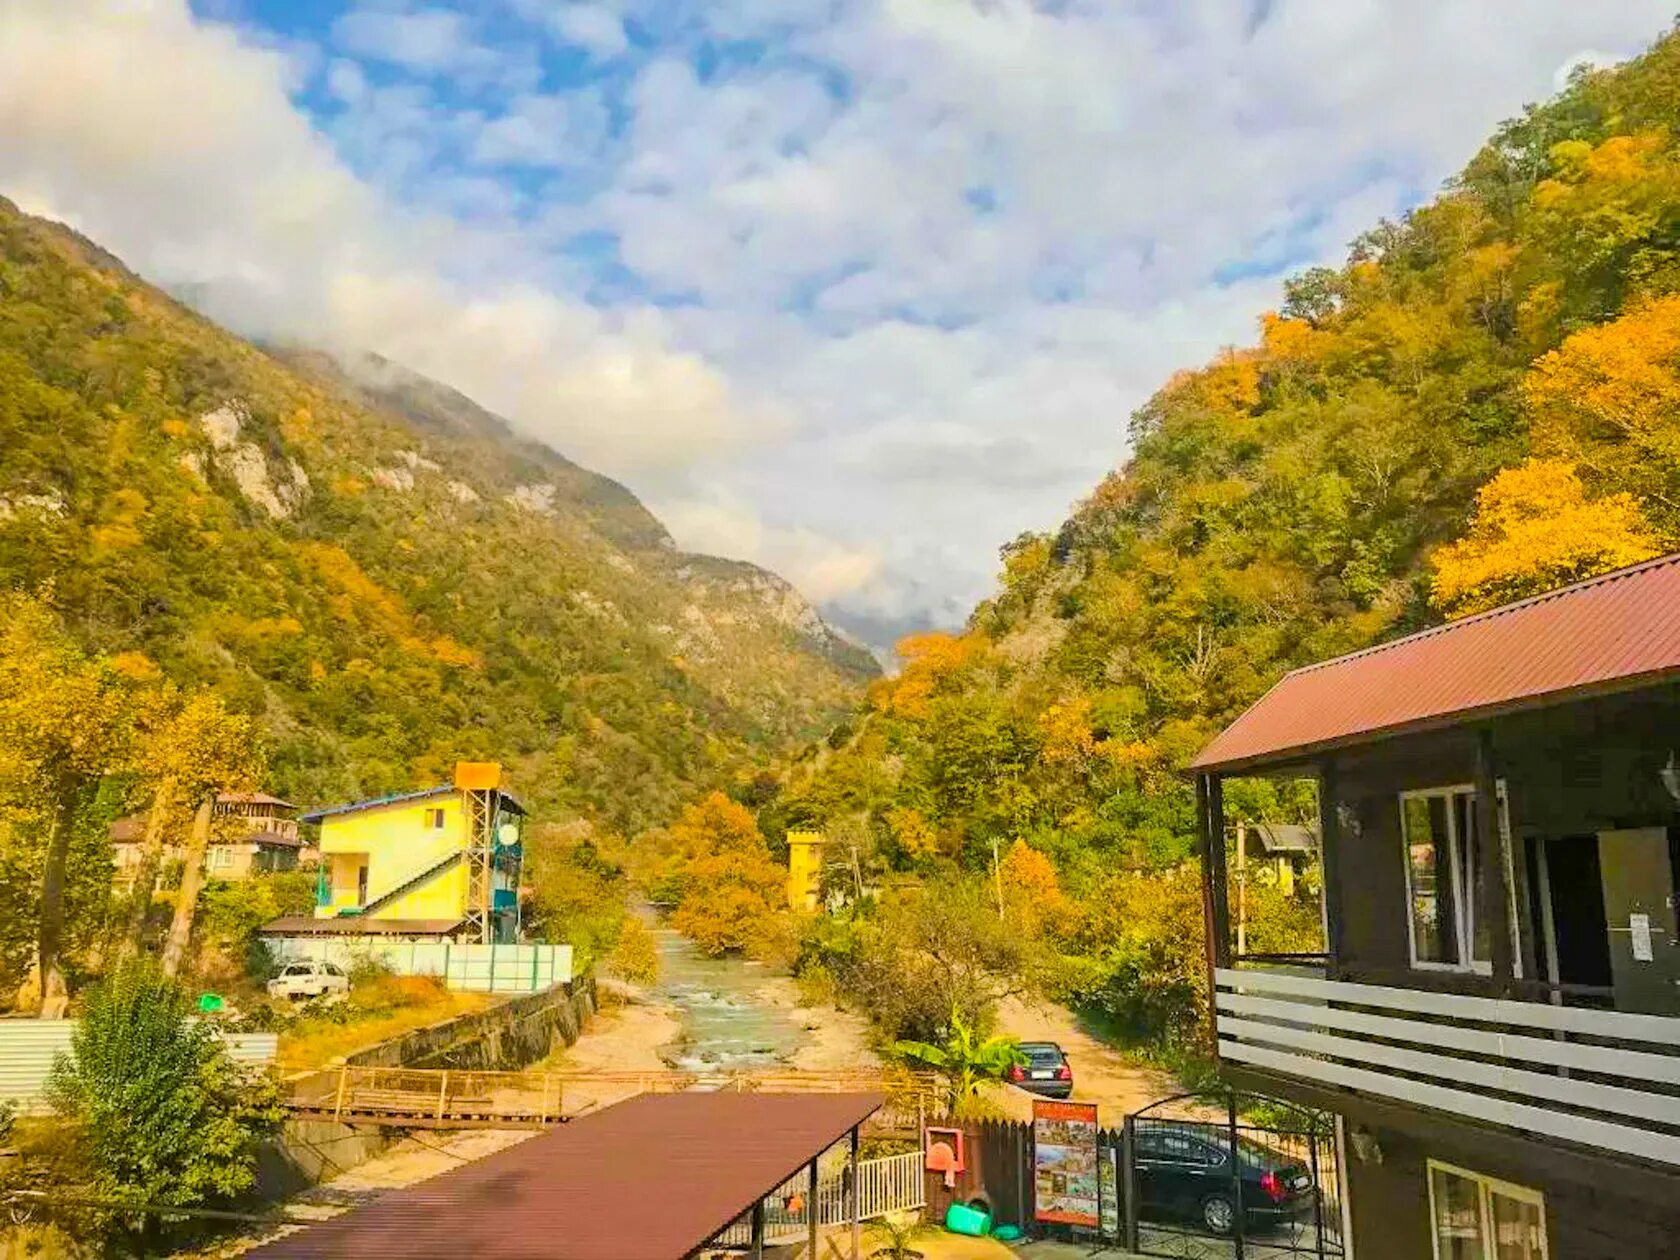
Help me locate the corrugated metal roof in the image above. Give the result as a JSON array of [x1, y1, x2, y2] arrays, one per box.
[[245, 1091, 885, 1260], [1192, 552, 1680, 773], [219, 791, 296, 809], [298, 785, 454, 823], [299, 784, 527, 823]]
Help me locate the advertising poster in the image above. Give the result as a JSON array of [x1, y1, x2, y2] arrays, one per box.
[[1033, 1099, 1101, 1226]]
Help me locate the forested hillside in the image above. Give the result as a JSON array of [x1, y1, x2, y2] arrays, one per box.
[[742, 26, 1680, 1045], [0, 198, 876, 830]]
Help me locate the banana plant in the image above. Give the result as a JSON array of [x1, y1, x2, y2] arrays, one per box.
[[894, 1004, 1027, 1111]]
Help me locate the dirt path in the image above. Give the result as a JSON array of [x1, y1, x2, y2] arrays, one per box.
[[991, 996, 1184, 1127]]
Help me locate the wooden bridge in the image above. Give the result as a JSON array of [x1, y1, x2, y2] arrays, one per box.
[[283, 1065, 942, 1131]]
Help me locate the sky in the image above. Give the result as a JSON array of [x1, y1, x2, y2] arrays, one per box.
[[0, 2, 1671, 648]]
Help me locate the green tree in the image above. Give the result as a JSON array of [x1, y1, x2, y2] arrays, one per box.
[[47, 960, 282, 1250]]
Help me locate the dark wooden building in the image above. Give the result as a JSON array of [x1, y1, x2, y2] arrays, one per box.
[[1191, 554, 1680, 1259]]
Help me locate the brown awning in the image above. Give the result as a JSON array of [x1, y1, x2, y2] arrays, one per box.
[[1192, 552, 1680, 774], [256, 916, 465, 937], [245, 1091, 885, 1260]]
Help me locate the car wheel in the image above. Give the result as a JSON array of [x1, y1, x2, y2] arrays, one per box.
[[1200, 1193, 1235, 1236]]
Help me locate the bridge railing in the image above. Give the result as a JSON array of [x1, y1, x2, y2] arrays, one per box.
[[282, 1064, 943, 1130]]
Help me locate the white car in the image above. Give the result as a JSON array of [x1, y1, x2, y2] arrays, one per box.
[[266, 960, 350, 1001]]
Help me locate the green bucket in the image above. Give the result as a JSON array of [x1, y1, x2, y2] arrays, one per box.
[[944, 1201, 991, 1236]]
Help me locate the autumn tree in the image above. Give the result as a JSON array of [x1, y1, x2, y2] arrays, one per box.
[[0, 596, 134, 1015], [667, 792, 789, 957], [1523, 293, 1680, 526], [125, 689, 264, 963], [1431, 459, 1662, 618], [998, 838, 1066, 936]]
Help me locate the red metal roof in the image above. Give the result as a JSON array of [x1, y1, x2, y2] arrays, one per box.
[[245, 1091, 884, 1260], [1192, 553, 1680, 774]]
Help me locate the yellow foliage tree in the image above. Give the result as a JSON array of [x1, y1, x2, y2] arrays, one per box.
[[887, 806, 941, 864], [1523, 294, 1680, 520], [872, 631, 987, 717], [1037, 697, 1095, 766], [122, 688, 264, 965], [1431, 459, 1662, 618], [667, 792, 788, 957], [0, 596, 136, 1015], [998, 839, 1066, 937]]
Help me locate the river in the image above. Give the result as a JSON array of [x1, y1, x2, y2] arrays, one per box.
[[649, 922, 808, 1071]]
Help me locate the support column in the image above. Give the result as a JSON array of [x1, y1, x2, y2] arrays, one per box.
[[807, 1156, 819, 1259], [1209, 776, 1236, 974], [849, 1126, 860, 1260], [1197, 774, 1226, 1057], [1475, 728, 1515, 993], [750, 1199, 764, 1259], [1317, 758, 1347, 976]]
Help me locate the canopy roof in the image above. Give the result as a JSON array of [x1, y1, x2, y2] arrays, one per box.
[[246, 1091, 883, 1260], [1192, 553, 1680, 774], [255, 916, 464, 937]]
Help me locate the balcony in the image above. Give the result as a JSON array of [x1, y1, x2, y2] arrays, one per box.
[[1214, 965, 1680, 1168]]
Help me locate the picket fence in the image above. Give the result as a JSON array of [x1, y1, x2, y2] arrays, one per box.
[[711, 1150, 926, 1247]]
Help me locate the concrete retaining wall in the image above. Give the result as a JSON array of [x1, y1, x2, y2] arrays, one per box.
[[341, 974, 596, 1071], [257, 973, 596, 1197]]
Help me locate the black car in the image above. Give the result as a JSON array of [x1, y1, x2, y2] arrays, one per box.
[[1007, 1040, 1073, 1098], [1132, 1123, 1315, 1236]]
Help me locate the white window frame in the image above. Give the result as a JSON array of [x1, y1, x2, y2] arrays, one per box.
[[1399, 782, 1521, 977], [1426, 1159, 1548, 1260]]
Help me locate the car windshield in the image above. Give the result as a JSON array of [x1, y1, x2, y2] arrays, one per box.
[[1021, 1045, 1063, 1066]]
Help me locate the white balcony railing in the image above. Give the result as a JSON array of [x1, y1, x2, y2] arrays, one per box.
[[1214, 967, 1680, 1167]]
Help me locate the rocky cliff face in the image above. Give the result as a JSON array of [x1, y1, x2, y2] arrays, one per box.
[[0, 198, 876, 828]]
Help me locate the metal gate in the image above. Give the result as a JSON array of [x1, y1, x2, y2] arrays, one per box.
[[1120, 1090, 1346, 1260]]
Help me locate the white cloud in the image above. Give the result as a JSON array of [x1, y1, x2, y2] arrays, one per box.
[[548, 4, 629, 59], [332, 7, 477, 73], [469, 92, 609, 170], [0, 0, 756, 480], [0, 0, 1673, 640]]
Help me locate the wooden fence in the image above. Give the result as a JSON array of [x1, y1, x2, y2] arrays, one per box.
[[282, 1064, 942, 1131]]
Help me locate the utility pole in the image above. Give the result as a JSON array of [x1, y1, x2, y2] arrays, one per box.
[[1235, 818, 1248, 959], [990, 837, 1004, 919]]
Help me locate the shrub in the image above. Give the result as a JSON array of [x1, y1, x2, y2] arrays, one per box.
[[47, 960, 282, 1250], [606, 916, 659, 986]]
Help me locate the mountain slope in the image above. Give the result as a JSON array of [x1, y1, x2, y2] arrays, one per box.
[[771, 25, 1680, 878], [0, 197, 875, 830]]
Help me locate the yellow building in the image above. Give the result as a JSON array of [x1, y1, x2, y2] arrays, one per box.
[[786, 830, 826, 912], [264, 763, 525, 944]]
